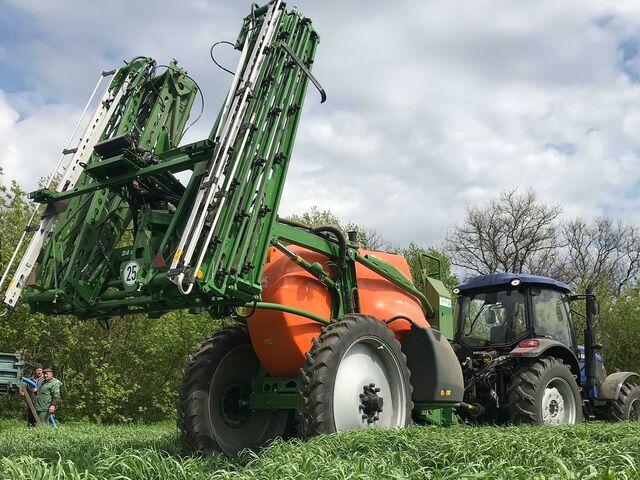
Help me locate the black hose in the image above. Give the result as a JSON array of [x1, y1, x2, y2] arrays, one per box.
[[312, 226, 346, 275], [274, 218, 346, 278], [210, 41, 236, 75], [385, 315, 419, 328], [276, 216, 313, 231]]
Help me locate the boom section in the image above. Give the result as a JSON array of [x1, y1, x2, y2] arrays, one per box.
[[2, 2, 321, 319]]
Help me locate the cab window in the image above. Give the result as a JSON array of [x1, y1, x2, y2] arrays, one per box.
[[531, 288, 574, 347], [457, 288, 527, 347]]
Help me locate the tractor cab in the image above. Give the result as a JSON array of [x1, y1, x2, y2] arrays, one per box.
[[453, 273, 576, 352]]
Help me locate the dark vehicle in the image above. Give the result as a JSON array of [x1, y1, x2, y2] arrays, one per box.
[[453, 273, 640, 424]]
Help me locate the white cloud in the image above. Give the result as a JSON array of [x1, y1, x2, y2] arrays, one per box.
[[2, 0, 640, 248], [0, 91, 78, 188]]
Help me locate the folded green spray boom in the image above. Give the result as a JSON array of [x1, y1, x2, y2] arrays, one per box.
[[1, 1, 322, 319]]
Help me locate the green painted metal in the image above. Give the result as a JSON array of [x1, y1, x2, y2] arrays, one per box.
[[413, 404, 460, 426], [249, 375, 299, 409], [425, 277, 454, 339], [0, 352, 23, 395], [7, 3, 437, 325]]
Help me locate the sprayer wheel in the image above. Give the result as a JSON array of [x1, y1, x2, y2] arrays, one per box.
[[299, 314, 413, 437], [177, 326, 288, 456]]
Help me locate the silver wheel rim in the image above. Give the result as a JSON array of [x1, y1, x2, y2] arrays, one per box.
[[208, 344, 287, 455], [629, 398, 640, 421], [541, 377, 577, 425], [332, 335, 407, 431]]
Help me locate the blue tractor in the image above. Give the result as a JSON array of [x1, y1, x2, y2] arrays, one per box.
[[452, 273, 640, 424]]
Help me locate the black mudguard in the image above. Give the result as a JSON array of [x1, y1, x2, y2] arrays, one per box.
[[402, 325, 464, 403]]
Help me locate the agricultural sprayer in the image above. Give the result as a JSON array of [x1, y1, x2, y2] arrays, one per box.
[[0, 1, 463, 455]]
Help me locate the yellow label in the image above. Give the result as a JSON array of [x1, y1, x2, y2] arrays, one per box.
[[173, 248, 182, 261], [197, 270, 204, 280], [294, 255, 303, 265]]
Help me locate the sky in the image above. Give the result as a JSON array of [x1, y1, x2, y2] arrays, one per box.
[[1, 0, 640, 248]]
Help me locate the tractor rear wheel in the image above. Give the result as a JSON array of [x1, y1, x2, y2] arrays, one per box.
[[508, 357, 583, 425], [300, 314, 413, 436], [177, 326, 288, 456], [607, 381, 640, 421]]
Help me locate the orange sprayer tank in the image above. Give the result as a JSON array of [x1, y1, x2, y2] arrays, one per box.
[[247, 245, 430, 376]]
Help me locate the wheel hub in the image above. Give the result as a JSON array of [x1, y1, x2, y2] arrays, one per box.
[[359, 383, 384, 423], [220, 383, 251, 427], [332, 336, 407, 431], [541, 378, 576, 425]]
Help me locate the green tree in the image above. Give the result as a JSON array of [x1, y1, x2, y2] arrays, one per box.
[[287, 206, 390, 251], [593, 287, 640, 375], [401, 243, 458, 291]]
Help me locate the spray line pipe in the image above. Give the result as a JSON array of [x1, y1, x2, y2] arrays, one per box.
[[246, 302, 330, 325], [0, 70, 114, 296]]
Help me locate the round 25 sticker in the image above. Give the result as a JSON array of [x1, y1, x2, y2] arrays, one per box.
[[122, 261, 140, 286]]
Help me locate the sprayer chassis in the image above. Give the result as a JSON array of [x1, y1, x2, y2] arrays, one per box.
[[2, 1, 465, 455]]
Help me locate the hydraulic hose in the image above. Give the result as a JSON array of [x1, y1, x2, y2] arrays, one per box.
[[21, 377, 38, 389], [276, 216, 313, 231], [312, 226, 346, 276], [385, 315, 420, 328]]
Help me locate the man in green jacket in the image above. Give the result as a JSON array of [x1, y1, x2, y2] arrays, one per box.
[[34, 368, 61, 426]]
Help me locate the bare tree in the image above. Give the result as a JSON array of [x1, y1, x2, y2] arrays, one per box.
[[560, 217, 640, 294], [445, 188, 562, 277]]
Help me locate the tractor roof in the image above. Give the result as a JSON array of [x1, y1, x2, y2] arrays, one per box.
[[456, 273, 570, 293]]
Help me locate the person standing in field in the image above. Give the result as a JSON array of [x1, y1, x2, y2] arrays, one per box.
[[34, 368, 61, 426], [24, 363, 44, 427]]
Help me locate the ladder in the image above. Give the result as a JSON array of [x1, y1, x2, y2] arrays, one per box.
[[1, 70, 128, 308]]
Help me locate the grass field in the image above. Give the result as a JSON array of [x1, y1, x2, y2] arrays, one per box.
[[1, 420, 639, 479]]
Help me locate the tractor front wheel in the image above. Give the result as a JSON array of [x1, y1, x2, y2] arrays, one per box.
[[508, 357, 583, 425], [607, 381, 640, 421], [177, 326, 288, 456], [300, 314, 413, 436]]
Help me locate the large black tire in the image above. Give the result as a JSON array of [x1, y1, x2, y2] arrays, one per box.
[[607, 382, 640, 421], [177, 326, 288, 456], [299, 314, 413, 437], [508, 357, 583, 425]]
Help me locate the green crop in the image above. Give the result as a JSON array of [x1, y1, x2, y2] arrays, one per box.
[[0, 420, 639, 479]]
